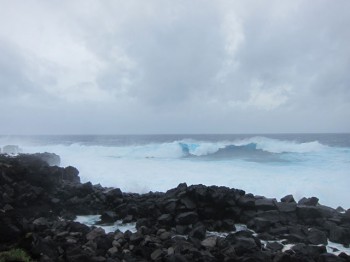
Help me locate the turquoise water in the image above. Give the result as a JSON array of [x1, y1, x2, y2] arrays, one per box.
[[1, 134, 349, 208]]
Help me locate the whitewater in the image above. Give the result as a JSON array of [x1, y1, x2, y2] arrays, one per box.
[[1, 134, 349, 209]]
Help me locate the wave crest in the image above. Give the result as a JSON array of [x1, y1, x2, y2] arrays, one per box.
[[178, 137, 327, 158], [21, 136, 328, 160]]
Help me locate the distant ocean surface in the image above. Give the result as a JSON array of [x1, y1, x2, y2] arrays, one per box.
[[1, 134, 349, 209]]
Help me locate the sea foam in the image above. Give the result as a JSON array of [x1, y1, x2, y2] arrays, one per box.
[[4, 135, 349, 209]]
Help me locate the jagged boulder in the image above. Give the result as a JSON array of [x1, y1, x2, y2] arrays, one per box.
[[329, 225, 350, 245], [33, 152, 61, 166], [298, 197, 319, 206], [255, 198, 277, 211], [281, 194, 296, 203], [175, 212, 198, 225]]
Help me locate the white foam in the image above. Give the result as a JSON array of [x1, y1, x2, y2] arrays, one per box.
[[98, 221, 137, 234], [179, 140, 227, 156], [234, 136, 327, 154], [201, 224, 350, 256], [234, 224, 251, 232], [14, 137, 350, 209], [75, 215, 101, 225], [282, 243, 295, 252], [75, 215, 136, 233], [327, 240, 350, 255]]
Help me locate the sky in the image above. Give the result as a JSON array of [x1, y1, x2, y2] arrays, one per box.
[[0, 0, 349, 134]]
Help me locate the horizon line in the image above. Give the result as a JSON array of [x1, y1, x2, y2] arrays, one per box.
[[1, 132, 350, 136]]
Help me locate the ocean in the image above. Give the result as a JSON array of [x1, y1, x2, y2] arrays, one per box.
[[1, 134, 349, 209]]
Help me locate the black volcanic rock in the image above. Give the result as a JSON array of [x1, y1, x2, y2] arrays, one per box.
[[105, 188, 123, 199], [276, 202, 297, 213], [100, 211, 118, 223], [255, 198, 277, 211], [1, 153, 349, 262], [175, 212, 198, 225], [329, 225, 350, 245], [33, 152, 61, 166], [188, 224, 206, 240], [297, 205, 322, 221], [307, 228, 328, 245], [63, 166, 80, 183], [281, 194, 295, 203], [298, 196, 319, 206], [237, 194, 255, 208], [158, 214, 173, 225]]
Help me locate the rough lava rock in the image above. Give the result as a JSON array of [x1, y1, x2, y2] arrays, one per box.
[[0, 153, 350, 262]]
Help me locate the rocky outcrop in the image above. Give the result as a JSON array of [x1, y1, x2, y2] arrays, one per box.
[[1, 154, 350, 261]]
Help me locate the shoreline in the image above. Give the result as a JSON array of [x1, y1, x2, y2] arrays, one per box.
[[1, 153, 350, 261], [2, 134, 349, 210]]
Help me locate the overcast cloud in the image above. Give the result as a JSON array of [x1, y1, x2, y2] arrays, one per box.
[[0, 0, 349, 134]]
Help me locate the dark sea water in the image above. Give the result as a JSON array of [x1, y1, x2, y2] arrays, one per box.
[[1, 133, 349, 208]]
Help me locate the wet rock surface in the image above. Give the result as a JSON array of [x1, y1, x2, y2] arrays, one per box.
[[0, 154, 350, 261]]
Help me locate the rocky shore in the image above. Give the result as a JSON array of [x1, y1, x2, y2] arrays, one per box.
[[1, 153, 350, 261]]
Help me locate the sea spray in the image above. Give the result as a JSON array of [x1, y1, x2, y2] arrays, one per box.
[[2, 134, 350, 208]]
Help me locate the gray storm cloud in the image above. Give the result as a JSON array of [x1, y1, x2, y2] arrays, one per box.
[[0, 0, 349, 134]]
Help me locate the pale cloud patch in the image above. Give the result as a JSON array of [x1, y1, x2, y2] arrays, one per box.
[[224, 13, 245, 57], [215, 12, 245, 83], [247, 81, 292, 110], [228, 80, 292, 111], [0, 0, 133, 103], [0, 0, 349, 134]]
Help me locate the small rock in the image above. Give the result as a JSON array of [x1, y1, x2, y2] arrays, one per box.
[[50, 198, 60, 204], [112, 240, 121, 248], [180, 197, 196, 210], [251, 217, 271, 232], [86, 228, 105, 240], [296, 205, 322, 220], [266, 241, 283, 251], [3, 204, 14, 212], [105, 188, 123, 199], [108, 246, 119, 256], [66, 237, 77, 244], [201, 236, 217, 248], [129, 232, 143, 244], [318, 253, 344, 262], [158, 214, 173, 225], [329, 225, 350, 245], [336, 206, 345, 213], [237, 195, 255, 207], [307, 228, 327, 245], [167, 247, 175, 255], [33, 217, 50, 228], [233, 237, 259, 255], [189, 225, 206, 240], [123, 215, 133, 223], [100, 211, 118, 223], [151, 248, 163, 260], [281, 194, 295, 203], [91, 256, 106, 262], [176, 225, 189, 235], [63, 166, 80, 182], [298, 197, 319, 206], [159, 231, 172, 241], [114, 232, 124, 240], [166, 254, 188, 262], [221, 219, 236, 231], [175, 212, 198, 225], [255, 198, 277, 211]]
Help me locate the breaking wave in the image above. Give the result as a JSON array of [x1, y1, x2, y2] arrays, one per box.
[[17, 136, 329, 161], [179, 136, 327, 157], [4, 134, 349, 208]]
